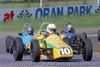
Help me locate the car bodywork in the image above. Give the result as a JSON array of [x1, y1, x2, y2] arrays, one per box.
[[35, 22, 73, 60]]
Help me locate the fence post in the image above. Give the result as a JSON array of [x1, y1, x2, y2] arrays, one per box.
[[40, 0, 42, 7], [97, 0, 100, 4]]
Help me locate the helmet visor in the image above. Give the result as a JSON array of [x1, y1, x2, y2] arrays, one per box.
[[49, 28, 56, 32]]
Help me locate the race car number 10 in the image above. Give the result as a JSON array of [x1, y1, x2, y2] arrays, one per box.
[[60, 48, 71, 55]]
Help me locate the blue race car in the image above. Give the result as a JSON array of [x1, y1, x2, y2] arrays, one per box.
[[18, 31, 34, 54], [60, 29, 78, 47], [6, 23, 34, 54], [60, 29, 93, 61]]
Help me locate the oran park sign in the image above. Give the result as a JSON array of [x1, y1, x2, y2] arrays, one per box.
[[0, 4, 100, 23]]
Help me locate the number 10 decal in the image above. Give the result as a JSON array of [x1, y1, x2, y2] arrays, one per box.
[[59, 48, 71, 55]]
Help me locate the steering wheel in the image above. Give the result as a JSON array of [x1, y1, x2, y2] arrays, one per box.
[[40, 29, 47, 35]]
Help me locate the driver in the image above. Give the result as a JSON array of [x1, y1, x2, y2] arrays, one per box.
[[43, 23, 57, 38], [26, 26, 34, 35], [19, 26, 34, 36], [19, 26, 34, 49], [60, 23, 76, 39], [36, 23, 57, 39]]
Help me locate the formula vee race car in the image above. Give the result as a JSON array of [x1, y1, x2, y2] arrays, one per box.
[[6, 23, 34, 54], [60, 30, 93, 61], [12, 21, 73, 62]]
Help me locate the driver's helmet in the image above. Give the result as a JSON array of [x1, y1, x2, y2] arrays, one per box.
[[46, 23, 57, 34], [27, 26, 34, 34], [66, 23, 73, 32]]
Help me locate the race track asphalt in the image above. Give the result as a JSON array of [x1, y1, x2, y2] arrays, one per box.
[[0, 29, 100, 67]]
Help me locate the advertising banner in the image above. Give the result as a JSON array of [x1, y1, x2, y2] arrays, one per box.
[[0, 4, 100, 23]]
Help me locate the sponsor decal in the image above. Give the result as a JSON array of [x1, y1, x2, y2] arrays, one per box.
[[0, 4, 99, 23], [49, 37, 60, 40], [17, 9, 32, 18], [95, 5, 100, 14], [3, 11, 14, 22]]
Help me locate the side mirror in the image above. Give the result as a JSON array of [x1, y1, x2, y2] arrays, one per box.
[[18, 33, 23, 36]]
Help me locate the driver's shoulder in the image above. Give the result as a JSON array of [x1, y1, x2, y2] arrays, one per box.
[[71, 29, 76, 33]]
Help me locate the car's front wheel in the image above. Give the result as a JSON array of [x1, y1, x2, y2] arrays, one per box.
[[13, 37, 24, 61], [30, 40, 40, 62]]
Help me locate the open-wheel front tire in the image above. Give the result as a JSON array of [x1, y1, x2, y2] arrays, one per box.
[[31, 40, 40, 62], [13, 37, 24, 61]]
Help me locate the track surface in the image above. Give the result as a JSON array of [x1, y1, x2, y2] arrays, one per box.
[[0, 29, 100, 67]]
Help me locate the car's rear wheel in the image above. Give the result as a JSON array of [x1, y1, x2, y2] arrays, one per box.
[[31, 40, 40, 62], [6, 36, 11, 53], [77, 35, 82, 54], [9, 37, 14, 54], [77, 34, 82, 41], [97, 30, 100, 41], [82, 33, 87, 40], [63, 37, 71, 46], [13, 37, 24, 61], [82, 39, 92, 61]]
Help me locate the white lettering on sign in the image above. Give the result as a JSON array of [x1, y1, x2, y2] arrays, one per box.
[[0, 4, 100, 23]]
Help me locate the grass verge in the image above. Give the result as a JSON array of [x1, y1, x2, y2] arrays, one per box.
[[0, 15, 100, 32]]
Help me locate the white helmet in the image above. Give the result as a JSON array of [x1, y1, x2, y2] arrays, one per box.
[[47, 23, 56, 34]]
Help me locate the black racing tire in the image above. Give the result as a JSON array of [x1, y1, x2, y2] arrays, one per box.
[[63, 37, 71, 46], [13, 37, 24, 61], [81, 33, 87, 40], [82, 39, 92, 61], [30, 40, 40, 62], [97, 30, 100, 41], [6, 36, 11, 53], [76, 34, 82, 54], [77, 34, 82, 41], [9, 37, 15, 54]]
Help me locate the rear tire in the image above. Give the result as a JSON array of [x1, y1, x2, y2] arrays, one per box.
[[31, 40, 40, 62], [76, 35, 82, 54], [82, 39, 92, 61], [63, 37, 71, 46], [82, 33, 87, 40], [97, 30, 100, 41], [6, 36, 11, 53], [77, 34, 82, 41], [13, 37, 24, 61], [9, 37, 14, 54]]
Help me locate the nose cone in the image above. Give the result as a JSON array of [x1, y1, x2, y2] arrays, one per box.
[[53, 47, 73, 59]]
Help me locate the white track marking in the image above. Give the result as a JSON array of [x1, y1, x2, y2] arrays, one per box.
[[87, 34, 97, 37]]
